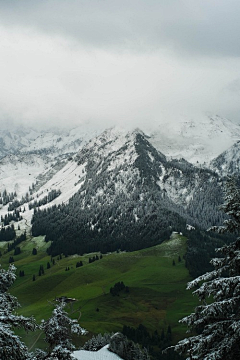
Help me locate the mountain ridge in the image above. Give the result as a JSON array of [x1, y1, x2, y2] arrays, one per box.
[[27, 128, 225, 256], [0, 118, 238, 256]]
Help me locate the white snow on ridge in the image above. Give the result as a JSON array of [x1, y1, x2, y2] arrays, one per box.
[[0, 158, 87, 229], [0, 127, 139, 229], [82, 127, 129, 157], [0, 123, 104, 198], [73, 345, 122, 360]]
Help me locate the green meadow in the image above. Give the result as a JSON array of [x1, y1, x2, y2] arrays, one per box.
[[0, 233, 198, 349]]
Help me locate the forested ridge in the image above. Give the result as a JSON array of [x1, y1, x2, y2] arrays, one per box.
[[31, 195, 185, 256]]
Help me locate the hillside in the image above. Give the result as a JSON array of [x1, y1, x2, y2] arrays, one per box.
[[0, 232, 196, 353]]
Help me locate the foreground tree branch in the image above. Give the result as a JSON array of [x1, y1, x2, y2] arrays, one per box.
[[166, 177, 240, 359]]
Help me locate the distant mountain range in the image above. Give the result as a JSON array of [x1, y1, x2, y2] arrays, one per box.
[[147, 114, 240, 164], [0, 114, 239, 255], [0, 114, 239, 197], [0, 124, 103, 158]]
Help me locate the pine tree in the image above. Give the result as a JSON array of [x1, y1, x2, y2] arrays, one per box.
[[168, 178, 240, 359], [35, 301, 87, 360], [0, 264, 36, 359]]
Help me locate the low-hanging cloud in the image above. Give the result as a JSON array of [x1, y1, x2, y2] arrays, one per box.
[[1, 0, 240, 57], [0, 0, 240, 129]]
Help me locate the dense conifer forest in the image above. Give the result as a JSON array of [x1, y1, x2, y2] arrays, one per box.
[[184, 229, 235, 278], [31, 199, 185, 256]]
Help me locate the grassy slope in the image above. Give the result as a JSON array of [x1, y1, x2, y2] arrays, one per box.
[[0, 233, 197, 349]]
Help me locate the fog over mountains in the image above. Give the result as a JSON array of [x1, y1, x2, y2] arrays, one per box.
[[148, 114, 240, 164]]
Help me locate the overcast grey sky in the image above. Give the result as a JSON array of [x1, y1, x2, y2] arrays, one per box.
[[1, 0, 240, 129]]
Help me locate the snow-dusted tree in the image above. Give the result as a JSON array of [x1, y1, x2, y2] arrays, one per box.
[[0, 264, 36, 360], [109, 332, 150, 360], [168, 177, 240, 359], [35, 301, 86, 360], [82, 332, 114, 351]]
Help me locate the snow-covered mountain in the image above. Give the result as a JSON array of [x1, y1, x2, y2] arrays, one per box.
[[210, 140, 240, 176], [19, 127, 225, 256], [0, 114, 239, 254], [147, 114, 240, 164], [25, 126, 221, 222], [0, 124, 103, 158], [0, 124, 104, 198], [0, 114, 239, 200]]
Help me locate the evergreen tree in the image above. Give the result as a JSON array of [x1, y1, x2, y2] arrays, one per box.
[[35, 301, 86, 360], [168, 178, 240, 359], [0, 264, 36, 359], [82, 332, 114, 351], [39, 265, 44, 275], [19, 270, 25, 277], [109, 332, 150, 360]]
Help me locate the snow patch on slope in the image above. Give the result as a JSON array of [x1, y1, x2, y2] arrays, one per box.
[[32, 160, 87, 207], [0, 154, 50, 197]]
